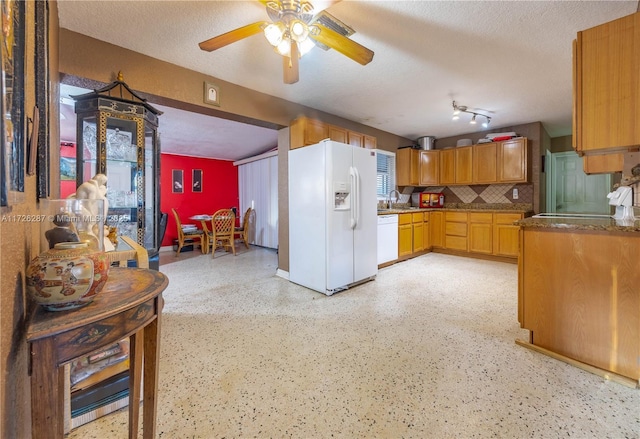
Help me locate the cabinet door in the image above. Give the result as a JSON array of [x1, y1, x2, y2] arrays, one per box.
[[469, 212, 493, 254], [473, 143, 498, 184], [419, 150, 439, 186], [347, 131, 364, 148], [430, 211, 444, 248], [412, 223, 424, 253], [398, 224, 413, 257], [423, 213, 431, 250], [363, 135, 377, 150], [306, 119, 329, 144], [396, 148, 419, 186], [455, 146, 473, 184], [439, 149, 456, 185], [583, 153, 624, 174], [576, 12, 640, 153], [498, 139, 527, 183], [328, 126, 347, 143], [493, 213, 523, 257]]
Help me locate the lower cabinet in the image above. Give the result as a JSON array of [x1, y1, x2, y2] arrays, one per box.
[[430, 211, 444, 248], [468, 212, 493, 254], [493, 213, 523, 257], [445, 211, 468, 251], [423, 212, 431, 250], [398, 214, 413, 257], [412, 213, 424, 253]]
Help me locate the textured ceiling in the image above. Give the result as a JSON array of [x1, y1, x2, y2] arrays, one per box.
[[58, 0, 639, 158]]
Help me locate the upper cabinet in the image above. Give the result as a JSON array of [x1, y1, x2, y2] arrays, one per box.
[[290, 116, 377, 150], [573, 12, 640, 154], [397, 148, 420, 186], [497, 138, 527, 183], [397, 139, 528, 187]]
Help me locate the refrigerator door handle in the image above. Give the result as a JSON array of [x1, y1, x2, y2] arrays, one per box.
[[349, 167, 358, 229]]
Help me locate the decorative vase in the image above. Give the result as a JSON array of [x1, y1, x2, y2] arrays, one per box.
[[26, 242, 110, 311]]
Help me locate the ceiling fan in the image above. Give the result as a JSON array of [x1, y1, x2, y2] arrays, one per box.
[[198, 0, 374, 84]]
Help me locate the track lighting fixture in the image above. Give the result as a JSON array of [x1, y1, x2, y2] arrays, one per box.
[[451, 100, 491, 128]]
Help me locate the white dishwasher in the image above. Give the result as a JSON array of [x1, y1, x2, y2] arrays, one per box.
[[377, 214, 399, 265]]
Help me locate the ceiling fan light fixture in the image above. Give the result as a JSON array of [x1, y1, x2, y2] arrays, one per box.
[[289, 19, 309, 42], [299, 37, 315, 56], [275, 38, 291, 56], [264, 22, 285, 46]]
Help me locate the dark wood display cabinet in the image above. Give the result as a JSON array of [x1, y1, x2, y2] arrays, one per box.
[[72, 72, 162, 253]]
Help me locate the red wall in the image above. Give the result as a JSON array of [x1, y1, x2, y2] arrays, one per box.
[[160, 154, 239, 247], [60, 142, 77, 198]]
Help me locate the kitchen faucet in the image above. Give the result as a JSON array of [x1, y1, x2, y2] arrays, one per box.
[[387, 190, 400, 209]]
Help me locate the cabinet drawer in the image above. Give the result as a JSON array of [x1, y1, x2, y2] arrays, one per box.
[[445, 235, 467, 251], [445, 211, 468, 222], [445, 221, 467, 237], [412, 212, 424, 223], [398, 213, 412, 225], [494, 213, 523, 224], [469, 212, 493, 223]]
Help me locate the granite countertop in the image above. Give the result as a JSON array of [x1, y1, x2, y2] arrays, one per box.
[[378, 203, 533, 215], [516, 216, 640, 233]]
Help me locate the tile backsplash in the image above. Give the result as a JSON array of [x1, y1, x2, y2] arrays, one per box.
[[410, 184, 534, 205]]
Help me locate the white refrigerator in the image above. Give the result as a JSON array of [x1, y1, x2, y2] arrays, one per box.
[[288, 140, 378, 295]]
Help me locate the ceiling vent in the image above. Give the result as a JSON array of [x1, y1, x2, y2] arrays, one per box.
[[310, 11, 355, 51]]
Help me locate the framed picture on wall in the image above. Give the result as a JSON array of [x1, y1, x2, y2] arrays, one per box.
[[60, 156, 76, 181], [192, 169, 202, 193], [172, 169, 183, 193]]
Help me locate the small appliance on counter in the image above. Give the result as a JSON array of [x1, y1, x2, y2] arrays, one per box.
[[420, 192, 444, 208], [607, 186, 635, 221]]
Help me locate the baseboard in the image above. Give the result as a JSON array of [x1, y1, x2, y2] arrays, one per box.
[[160, 245, 173, 253], [276, 269, 289, 280]]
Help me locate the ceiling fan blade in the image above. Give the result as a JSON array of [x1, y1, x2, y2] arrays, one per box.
[[199, 21, 266, 52], [310, 23, 374, 65], [283, 41, 299, 84]]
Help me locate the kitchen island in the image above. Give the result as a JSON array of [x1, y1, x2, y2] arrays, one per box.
[[516, 215, 640, 387]]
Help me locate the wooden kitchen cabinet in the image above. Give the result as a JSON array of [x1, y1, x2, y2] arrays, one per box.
[[397, 148, 420, 186], [472, 143, 498, 184], [455, 146, 473, 184], [444, 211, 468, 251], [423, 212, 431, 250], [519, 227, 640, 381], [347, 131, 364, 148], [412, 212, 424, 253], [493, 213, 523, 257], [468, 212, 493, 254], [573, 12, 640, 154], [430, 211, 444, 248], [439, 149, 456, 185], [328, 126, 347, 143], [497, 138, 528, 183], [289, 116, 377, 150], [419, 150, 439, 186], [363, 135, 377, 149], [582, 153, 624, 174], [398, 213, 413, 257]]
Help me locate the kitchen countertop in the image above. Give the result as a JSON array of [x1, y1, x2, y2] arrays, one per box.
[[378, 203, 533, 215], [516, 216, 640, 233]]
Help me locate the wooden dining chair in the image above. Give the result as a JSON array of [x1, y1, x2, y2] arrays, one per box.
[[171, 208, 205, 256], [234, 207, 255, 249], [210, 209, 236, 258]]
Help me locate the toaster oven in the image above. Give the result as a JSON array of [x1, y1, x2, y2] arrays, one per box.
[[419, 192, 444, 208]]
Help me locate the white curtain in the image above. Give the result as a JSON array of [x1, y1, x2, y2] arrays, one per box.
[[237, 154, 278, 249]]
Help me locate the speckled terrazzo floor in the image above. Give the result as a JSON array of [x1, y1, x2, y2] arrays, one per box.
[[68, 248, 640, 439]]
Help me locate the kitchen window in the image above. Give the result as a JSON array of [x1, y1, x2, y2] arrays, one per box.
[[376, 150, 396, 199]]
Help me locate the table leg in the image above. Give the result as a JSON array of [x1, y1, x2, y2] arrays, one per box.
[[143, 309, 161, 439], [30, 339, 65, 438], [129, 329, 144, 439]]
